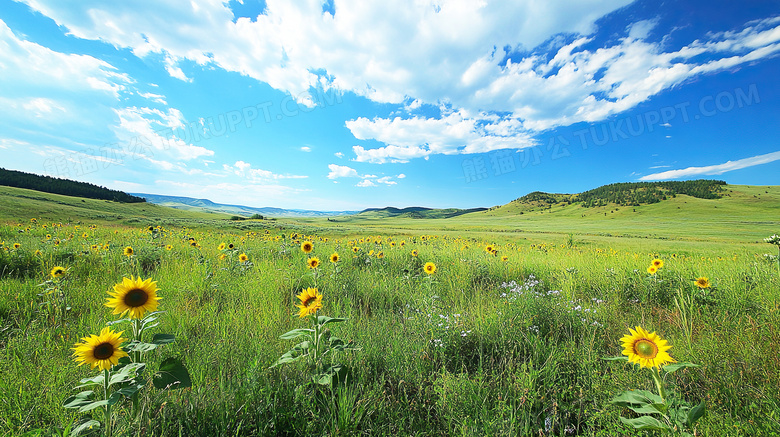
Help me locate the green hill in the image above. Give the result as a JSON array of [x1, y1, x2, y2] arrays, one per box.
[[0, 168, 145, 203], [355, 206, 488, 219]]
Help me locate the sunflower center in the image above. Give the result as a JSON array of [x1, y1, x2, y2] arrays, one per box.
[[93, 342, 115, 360], [634, 339, 658, 358], [124, 288, 149, 308], [303, 297, 316, 308]]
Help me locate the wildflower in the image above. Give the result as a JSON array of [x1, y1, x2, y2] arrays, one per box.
[[647, 266, 657, 274], [296, 288, 323, 318], [218, 243, 226, 250], [694, 277, 711, 289], [105, 277, 161, 319], [329, 253, 340, 263], [50, 266, 66, 278], [238, 253, 249, 263], [501, 255, 508, 262], [424, 262, 436, 275], [411, 250, 419, 257], [165, 245, 172, 250], [13, 243, 20, 249], [652, 258, 664, 269], [301, 241, 313, 253], [123, 246, 134, 256], [307, 257, 320, 269], [72, 327, 129, 371], [620, 326, 675, 369]]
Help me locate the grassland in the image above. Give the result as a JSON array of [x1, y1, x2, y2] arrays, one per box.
[[0, 185, 779, 436]]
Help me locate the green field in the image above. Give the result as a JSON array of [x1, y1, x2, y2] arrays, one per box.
[[1, 185, 779, 436]]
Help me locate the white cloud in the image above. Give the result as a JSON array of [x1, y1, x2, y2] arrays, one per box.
[[334, 152, 344, 158], [300, 146, 312, 152], [356, 179, 376, 187], [639, 151, 780, 181], [397, 173, 406, 179], [327, 163, 359, 179], [225, 160, 308, 182], [13, 3, 780, 164], [348, 112, 536, 163], [376, 176, 396, 185]]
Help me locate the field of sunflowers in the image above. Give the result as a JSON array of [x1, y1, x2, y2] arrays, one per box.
[[1, 217, 779, 436]]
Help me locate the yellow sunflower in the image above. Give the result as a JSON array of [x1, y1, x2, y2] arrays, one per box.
[[301, 241, 314, 253], [377, 251, 385, 259], [485, 244, 494, 253], [620, 326, 675, 369], [218, 243, 226, 250], [72, 327, 129, 371], [329, 253, 340, 263], [694, 277, 710, 289], [105, 276, 161, 319], [424, 262, 436, 275], [501, 255, 509, 262], [307, 257, 320, 269], [352, 246, 360, 253], [647, 265, 657, 274], [238, 253, 249, 263], [411, 249, 419, 257], [50, 266, 66, 278], [652, 258, 664, 269], [13, 243, 21, 249], [123, 246, 134, 256], [296, 287, 323, 318], [165, 245, 172, 251]]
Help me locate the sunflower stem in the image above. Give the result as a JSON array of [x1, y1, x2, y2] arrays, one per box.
[[651, 367, 667, 403], [103, 369, 112, 437]]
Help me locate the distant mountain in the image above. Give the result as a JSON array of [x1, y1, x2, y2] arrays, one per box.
[[356, 206, 488, 219], [132, 193, 359, 218]]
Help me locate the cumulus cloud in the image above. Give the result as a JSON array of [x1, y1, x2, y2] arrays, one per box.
[[327, 164, 359, 179], [14, 2, 780, 163], [639, 151, 780, 180]]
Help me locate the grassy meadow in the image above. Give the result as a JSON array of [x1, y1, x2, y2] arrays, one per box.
[[1, 185, 779, 436]]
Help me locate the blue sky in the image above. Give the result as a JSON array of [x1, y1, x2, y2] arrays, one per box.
[[1, 0, 778, 210]]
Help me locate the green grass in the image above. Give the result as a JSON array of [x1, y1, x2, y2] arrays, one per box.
[[0, 187, 779, 436]]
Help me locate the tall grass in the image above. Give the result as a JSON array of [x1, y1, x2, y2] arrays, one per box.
[[1, 220, 779, 436]]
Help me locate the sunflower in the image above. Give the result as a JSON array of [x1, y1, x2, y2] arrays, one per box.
[[105, 276, 161, 319], [165, 245, 172, 251], [296, 287, 323, 318], [400, 241, 406, 247], [352, 247, 360, 253], [228, 243, 235, 249], [307, 257, 320, 269], [694, 277, 711, 289], [329, 253, 340, 263], [501, 255, 508, 262], [123, 246, 134, 256], [13, 243, 20, 249], [50, 266, 66, 278], [72, 327, 129, 371], [647, 265, 658, 274], [620, 326, 675, 369], [218, 243, 226, 250], [411, 250, 419, 257], [485, 244, 495, 253], [652, 258, 664, 269], [301, 241, 314, 253], [238, 253, 249, 263], [424, 262, 436, 275], [377, 251, 385, 259]]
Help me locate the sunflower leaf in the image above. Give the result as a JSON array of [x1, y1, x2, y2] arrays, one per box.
[[619, 415, 670, 431], [686, 400, 706, 426], [70, 419, 100, 436], [106, 318, 131, 326], [152, 333, 175, 344], [153, 357, 192, 390], [662, 362, 700, 374], [317, 316, 347, 326], [76, 374, 105, 387], [329, 337, 361, 352], [611, 389, 664, 406], [63, 391, 95, 409], [125, 340, 159, 353], [279, 328, 314, 340], [109, 363, 145, 386], [77, 399, 110, 413]]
